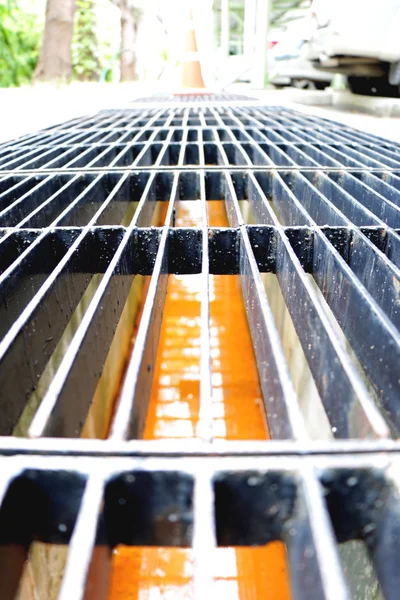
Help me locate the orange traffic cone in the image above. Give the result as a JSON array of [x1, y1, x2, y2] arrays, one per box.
[[176, 8, 206, 93]]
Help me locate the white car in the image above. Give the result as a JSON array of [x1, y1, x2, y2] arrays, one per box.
[[269, 21, 333, 90], [306, 0, 400, 96]]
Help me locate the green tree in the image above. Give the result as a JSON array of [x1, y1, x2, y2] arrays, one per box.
[[0, 0, 40, 87], [72, 0, 100, 81]]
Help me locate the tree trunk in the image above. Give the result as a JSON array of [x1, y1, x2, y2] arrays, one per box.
[[33, 0, 75, 82], [119, 0, 138, 81]]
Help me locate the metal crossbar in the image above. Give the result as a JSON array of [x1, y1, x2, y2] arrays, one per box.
[[0, 103, 399, 599]]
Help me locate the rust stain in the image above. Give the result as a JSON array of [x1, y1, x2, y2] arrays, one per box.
[[108, 200, 290, 599]]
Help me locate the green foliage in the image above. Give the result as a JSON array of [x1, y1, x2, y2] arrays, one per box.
[[72, 0, 100, 81], [0, 0, 40, 87]]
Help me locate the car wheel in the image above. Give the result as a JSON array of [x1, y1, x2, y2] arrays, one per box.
[[292, 79, 316, 90], [315, 81, 330, 90], [348, 75, 400, 98]]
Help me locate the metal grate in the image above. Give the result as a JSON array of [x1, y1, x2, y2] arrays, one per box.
[[1, 103, 400, 599], [132, 93, 258, 103]]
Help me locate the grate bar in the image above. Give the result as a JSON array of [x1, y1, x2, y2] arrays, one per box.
[[192, 471, 216, 597], [109, 174, 176, 440], [222, 171, 307, 440], [198, 165, 214, 442], [58, 475, 106, 600], [286, 467, 350, 600]]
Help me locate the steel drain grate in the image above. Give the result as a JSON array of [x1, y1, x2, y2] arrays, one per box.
[[1, 106, 399, 172], [0, 103, 400, 599], [132, 92, 258, 103]]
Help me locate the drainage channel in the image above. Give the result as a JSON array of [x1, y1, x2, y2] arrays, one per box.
[[108, 198, 289, 599], [0, 102, 399, 599]]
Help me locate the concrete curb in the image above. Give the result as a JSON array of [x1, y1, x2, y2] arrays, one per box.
[[291, 89, 400, 118]]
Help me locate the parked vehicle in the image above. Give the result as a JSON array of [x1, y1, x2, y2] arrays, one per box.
[[306, 0, 400, 96], [269, 20, 333, 90]]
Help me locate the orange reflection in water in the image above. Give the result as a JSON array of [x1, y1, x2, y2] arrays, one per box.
[[108, 200, 290, 599]]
